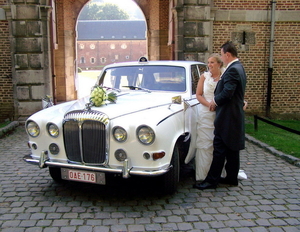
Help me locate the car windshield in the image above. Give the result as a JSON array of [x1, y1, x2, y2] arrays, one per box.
[[99, 65, 186, 92]]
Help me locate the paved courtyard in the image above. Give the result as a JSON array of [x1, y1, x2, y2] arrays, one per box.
[[0, 126, 300, 232]]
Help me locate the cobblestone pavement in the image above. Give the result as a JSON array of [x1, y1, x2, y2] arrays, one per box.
[[1, 126, 300, 232]]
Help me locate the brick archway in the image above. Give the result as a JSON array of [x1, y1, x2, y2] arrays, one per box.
[[54, 0, 170, 103]]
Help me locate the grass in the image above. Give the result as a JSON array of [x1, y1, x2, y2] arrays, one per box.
[[245, 116, 300, 159], [0, 121, 10, 128]]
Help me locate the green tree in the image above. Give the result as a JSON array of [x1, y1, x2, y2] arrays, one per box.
[[79, 3, 102, 20], [79, 3, 129, 20]]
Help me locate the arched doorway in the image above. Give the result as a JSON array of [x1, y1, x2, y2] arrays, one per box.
[[75, 0, 147, 98], [53, 0, 170, 103]]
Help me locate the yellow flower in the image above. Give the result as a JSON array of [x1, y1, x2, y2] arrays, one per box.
[[89, 86, 117, 107]]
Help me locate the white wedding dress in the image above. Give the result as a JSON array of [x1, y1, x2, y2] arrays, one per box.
[[195, 72, 247, 181], [195, 72, 218, 181]]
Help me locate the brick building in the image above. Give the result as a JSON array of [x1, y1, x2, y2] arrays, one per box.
[[0, 3, 13, 122], [212, 0, 300, 118], [77, 20, 147, 70], [0, 0, 299, 122]]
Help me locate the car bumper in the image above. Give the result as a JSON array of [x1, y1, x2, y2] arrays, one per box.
[[23, 153, 171, 178]]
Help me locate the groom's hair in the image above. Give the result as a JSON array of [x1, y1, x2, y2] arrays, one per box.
[[221, 41, 238, 58]]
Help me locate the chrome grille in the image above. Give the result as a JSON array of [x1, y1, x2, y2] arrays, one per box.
[[63, 110, 109, 164]]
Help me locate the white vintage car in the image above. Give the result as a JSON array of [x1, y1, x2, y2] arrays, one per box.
[[23, 58, 207, 194]]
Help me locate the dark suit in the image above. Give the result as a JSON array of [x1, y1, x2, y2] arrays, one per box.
[[205, 60, 247, 184]]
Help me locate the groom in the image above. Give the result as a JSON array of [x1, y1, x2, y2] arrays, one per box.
[[194, 41, 247, 190]]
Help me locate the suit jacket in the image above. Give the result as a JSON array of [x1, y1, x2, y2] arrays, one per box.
[[214, 60, 247, 151]]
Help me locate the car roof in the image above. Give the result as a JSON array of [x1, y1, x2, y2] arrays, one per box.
[[104, 60, 206, 69]]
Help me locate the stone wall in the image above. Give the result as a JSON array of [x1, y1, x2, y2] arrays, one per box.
[[172, 0, 212, 62], [1, 0, 53, 122]]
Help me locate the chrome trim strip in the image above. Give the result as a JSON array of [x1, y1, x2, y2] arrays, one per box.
[[157, 101, 199, 126], [78, 122, 84, 164], [64, 110, 109, 125], [110, 103, 171, 120], [157, 110, 183, 126], [23, 154, 170, 177]]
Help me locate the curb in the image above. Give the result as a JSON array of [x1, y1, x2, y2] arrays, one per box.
[[245, 134, 300, 168], [0, 121, 20, 138]]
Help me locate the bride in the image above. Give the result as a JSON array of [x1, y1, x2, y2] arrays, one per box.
[[195, 53, 224, 181]]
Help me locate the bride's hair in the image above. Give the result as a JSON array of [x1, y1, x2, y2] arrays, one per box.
[[209, 53, 224, 71]]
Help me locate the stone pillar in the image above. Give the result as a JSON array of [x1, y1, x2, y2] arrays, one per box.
[[4, 0, 53, 121], [173, 0, 213, 62]]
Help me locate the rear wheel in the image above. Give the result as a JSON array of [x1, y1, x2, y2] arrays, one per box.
[[161, 145, 180, 194], [49, 167, 63, 182]]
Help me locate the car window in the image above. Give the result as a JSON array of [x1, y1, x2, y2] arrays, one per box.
[[191, 64, 207, 95], [100, 65, 186, 92]]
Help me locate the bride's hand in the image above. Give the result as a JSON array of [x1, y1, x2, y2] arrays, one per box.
[[209, 101, 216, 111]]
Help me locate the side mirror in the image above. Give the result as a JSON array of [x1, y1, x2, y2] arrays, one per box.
[[171, 96, 182, 104], [169, 96, 182, 109]]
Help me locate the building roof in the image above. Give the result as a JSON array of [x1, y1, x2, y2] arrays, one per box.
[[77, 20, 146, 41]]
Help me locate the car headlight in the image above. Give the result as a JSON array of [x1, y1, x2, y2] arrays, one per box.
[[47, 123, 59, 137], [137, 125, 155, 145], [112, 126, 127, 142], [26, 121, 40, 137]]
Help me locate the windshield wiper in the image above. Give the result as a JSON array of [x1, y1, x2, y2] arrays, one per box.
[[102, 86, 121, 92], [122, 86, 151, 93]]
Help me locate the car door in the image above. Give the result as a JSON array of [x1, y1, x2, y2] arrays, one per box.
[[185, 64, 207, 164]]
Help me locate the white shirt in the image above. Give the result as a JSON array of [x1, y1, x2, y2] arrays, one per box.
[[223, 58, 239, 72]]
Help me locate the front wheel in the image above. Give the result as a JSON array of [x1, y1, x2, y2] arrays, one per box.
[[161, 145, 180, 194]]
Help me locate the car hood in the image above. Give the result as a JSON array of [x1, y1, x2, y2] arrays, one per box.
[[66, 91, 182, 119]]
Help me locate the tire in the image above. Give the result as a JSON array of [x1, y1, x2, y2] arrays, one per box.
[[49, 167, 63, 182], [161, 145, 180, 194]]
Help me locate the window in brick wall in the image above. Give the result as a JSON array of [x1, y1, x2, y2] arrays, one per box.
[[90, 57, 95, 64], [80, 57, 85, 63], [101, 57, 106, 63]]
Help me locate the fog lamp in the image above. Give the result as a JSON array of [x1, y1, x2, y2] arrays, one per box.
[[32, 143, 38, 150], [49, 143, 59, 155], [28, 142, 38, 150], [143, 152, 151, 160], [115, 149, 127, 162]]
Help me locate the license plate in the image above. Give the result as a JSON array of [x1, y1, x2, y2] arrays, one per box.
[[61, 168, 105, 185]]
